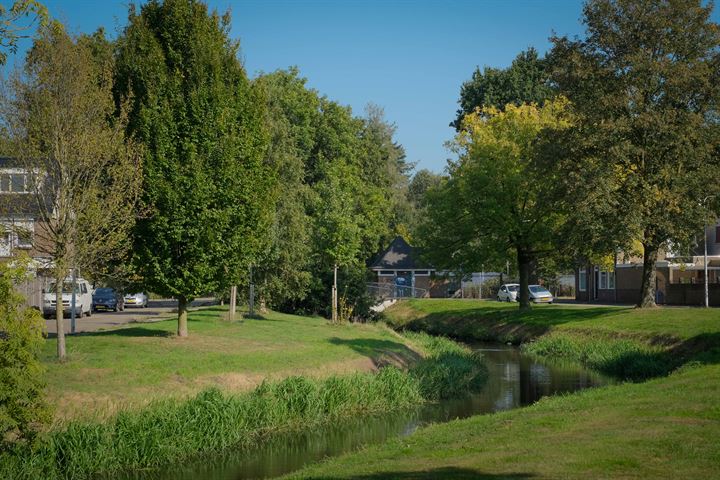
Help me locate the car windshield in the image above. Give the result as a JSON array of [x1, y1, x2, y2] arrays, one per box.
[[125, 293, 141, 297], [529, 286, 550, 294], [507, 285, 518, 292], [94, 288, 114, 296], [48, 282, 77, 294]]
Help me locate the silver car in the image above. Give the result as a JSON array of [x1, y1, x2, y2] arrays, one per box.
[[529, 285, 554, 304], [123, 292, 149, 308], [497, 283, 519, 302]]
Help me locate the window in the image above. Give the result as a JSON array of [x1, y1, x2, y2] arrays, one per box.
[[0, 172, 28, 193], [599, 271, 608, 289], [80, 283, 88, 294], [414, 270, 430, 276], [0, 232, 11, 256], [579, 268, 587, 292], [379, 270, 395, 276], [598, 271, 616, 290]]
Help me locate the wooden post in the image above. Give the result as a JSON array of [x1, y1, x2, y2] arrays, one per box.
[[229, 285, 237, 320], [332, 264, 338, 323]]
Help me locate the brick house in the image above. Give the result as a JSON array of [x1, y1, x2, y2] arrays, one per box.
[[575, 221, 720, 306], [1, 157, 54, 307]]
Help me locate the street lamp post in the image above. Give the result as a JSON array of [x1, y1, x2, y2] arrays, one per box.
[[703, 195, 715, 308]]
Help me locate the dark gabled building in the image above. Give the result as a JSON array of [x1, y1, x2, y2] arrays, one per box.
[[369, 236, 451, 298]]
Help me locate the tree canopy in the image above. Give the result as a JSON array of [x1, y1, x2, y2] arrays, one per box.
[[549, 0, 720, 307], [422, 99, 572, 309], [452, 48, 554, 130], [114, 0, 273, 335]]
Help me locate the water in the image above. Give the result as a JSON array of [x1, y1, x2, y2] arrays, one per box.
[[127, 344, 609, 480]]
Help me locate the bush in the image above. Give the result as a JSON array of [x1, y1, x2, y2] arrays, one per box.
[[0, 260, 51, 450]]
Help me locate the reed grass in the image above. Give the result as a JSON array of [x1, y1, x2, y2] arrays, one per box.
[[522, 333, 674, 380], [1, 332, 486, 480]]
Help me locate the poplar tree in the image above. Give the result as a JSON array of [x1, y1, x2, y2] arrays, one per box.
[[114, 0, 272, 336]]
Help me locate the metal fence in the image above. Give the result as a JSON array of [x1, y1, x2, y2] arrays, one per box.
[[366, 282, 428, 300]]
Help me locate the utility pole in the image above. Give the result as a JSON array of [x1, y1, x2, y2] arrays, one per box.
[[332, 264, 338, 323], [703, 195, 715, 308], [480, 265, 484, 300]]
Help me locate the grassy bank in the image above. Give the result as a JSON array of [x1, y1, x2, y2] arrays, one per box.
[[286, 362, 720, 479], [278, 299, 719, 479], [385, 299, 720, 380], [3, 332, 487, 479], [43, 307, 423, 419]]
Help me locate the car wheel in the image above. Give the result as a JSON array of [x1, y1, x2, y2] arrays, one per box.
[[497, 296, 501, 302], [86, 308, 92, 317]]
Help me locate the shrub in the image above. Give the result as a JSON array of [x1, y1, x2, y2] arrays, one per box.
[[0, 259, 51, 450]]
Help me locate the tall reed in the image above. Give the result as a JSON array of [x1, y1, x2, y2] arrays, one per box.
[[1, 332, 486, 480]]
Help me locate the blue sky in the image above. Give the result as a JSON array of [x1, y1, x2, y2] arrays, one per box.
[[12, 1, 719, 173]]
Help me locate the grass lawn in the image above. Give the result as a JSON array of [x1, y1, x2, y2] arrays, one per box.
[[42, 307, 421, 419], [286, 363, 720, 479], [285, 300, 720, 479], [384, 299, 720, 343]]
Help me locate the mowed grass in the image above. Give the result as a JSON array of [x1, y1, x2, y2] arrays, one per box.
[[385, 299, 720, 342], [42, 307, 421, 418], [287, 363, 720, 480], [283, 299, 720, 479]]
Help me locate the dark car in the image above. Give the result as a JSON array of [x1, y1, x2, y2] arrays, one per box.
[[92, 288, 125, 312]]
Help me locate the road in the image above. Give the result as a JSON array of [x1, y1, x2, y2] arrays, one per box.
[[44, 297, 218, 335]]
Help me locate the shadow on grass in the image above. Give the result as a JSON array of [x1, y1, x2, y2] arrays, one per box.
[[528, 331, 720, 381], [396, 304, 630, 344], [328, 337, 423, 368], [304, 467, 534, 479]]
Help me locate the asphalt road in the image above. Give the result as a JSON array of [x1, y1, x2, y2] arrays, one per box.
[[44, 298, 218, 335]]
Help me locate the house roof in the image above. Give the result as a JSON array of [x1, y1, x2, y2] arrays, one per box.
[[369, 236, 433, 271]]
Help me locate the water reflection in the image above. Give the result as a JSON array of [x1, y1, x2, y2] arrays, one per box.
[[124, 344, 609, 480]]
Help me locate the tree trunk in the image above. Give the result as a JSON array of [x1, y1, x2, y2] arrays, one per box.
[[177, 295, 189, 337], [638, 242, 658, 308], [517, 247, 532, 311], [55, 275, 66, 359]]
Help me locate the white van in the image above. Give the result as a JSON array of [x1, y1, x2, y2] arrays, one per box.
[[43, 278, 93, 319]]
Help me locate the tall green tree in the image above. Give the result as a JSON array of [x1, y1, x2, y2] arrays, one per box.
[[2, 23, 141, 359], [452, 48, 554, 130], [114, 0, 272, 336], [550, 0, 720, 307], [251, 69, 316, 311], [252, 68, 409, 318], [422, 100, 572, 310]]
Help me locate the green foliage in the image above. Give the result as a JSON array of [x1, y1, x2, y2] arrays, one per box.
[[523, 334, 671, 381], [0, 0, 48, 65], [549, 0, 720, 306], [0, 260, 51, 449], [251, 68, 410, 317], [0, 332, 485, 479], [421, 100, 573, 309], [114, 0, 274, 327], [452, 48, 554, 129]]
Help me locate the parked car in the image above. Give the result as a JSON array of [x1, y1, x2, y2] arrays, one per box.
[[529, 285, 554, 304], [123, 292, 148, 308], [497, 283, 520, 302], [92, 288, 124, 312], [43, 278, 93, 319]]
